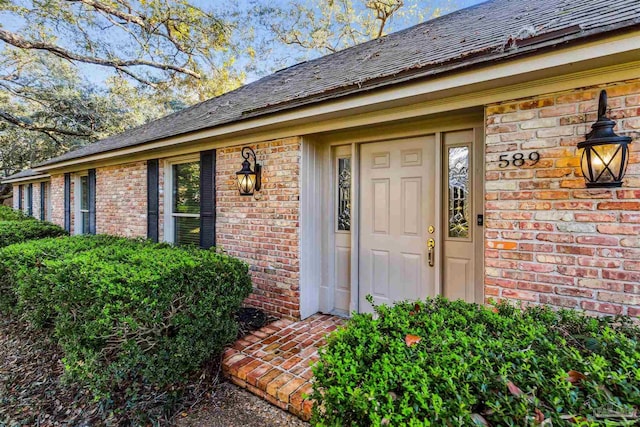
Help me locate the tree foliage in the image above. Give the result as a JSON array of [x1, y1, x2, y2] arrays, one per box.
[[0, 0, 470, 177], [249, 0, 463, 65], [1, 0, 241, 92], [0, 0, 246, 176]]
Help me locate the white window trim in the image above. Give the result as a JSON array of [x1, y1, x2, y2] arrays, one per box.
[[45, 182, 53, 222], [163, 155, 200, 244], [73, 173, 88, 235], [23, 184, 32, 216]]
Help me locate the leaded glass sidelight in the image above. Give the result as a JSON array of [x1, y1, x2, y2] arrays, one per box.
[[448, 146, 470, 238], [337, 157, 351, 231]]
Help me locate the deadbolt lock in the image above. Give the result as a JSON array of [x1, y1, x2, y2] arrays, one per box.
[[428, 225, 435, 234]]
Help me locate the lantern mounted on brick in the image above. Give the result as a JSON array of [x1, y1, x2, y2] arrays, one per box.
[[236, 147, 261, 196], [578, 90, 631, 188]]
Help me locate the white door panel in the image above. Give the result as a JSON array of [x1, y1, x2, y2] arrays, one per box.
[[359, 137, 436, 311]]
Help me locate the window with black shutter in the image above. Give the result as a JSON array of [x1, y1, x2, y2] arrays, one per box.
[[147, 159, 159, 242], [200, 150, 216, 249], [64, 174, 71, 232]]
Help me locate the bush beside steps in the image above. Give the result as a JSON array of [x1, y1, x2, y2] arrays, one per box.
[[312, 297, 640, 426], [0, 234, 253, 421]]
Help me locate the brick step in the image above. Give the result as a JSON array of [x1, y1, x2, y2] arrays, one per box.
[[222, 314, 345, 421]]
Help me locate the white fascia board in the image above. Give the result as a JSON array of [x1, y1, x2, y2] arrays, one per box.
[[1, 174, 51, 185]]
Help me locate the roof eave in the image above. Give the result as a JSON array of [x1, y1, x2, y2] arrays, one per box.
[[33, 19, 640, 171], [1, 173, 51, 185]]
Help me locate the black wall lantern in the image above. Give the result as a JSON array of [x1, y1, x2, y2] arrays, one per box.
[[236, 147, 261, 196], [578, 90, 631, 188]]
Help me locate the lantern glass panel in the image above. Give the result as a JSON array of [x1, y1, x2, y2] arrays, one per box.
[[237, 173, 256, 194], [581, 144, 624, 184]]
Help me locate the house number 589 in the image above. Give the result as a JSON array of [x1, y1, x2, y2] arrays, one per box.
[[498, 151, 540, 168]]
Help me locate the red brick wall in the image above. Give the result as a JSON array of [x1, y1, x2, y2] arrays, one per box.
[[96, 162, 147, 237], [216, 138, 301, 319], [485, 79, 640, 317], [50, 165, 146, 237], [46, 143, 301, 319]]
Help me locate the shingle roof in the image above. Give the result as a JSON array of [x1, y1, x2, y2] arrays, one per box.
[[38, 0, 640, 167], [1, 169, 45, 183]]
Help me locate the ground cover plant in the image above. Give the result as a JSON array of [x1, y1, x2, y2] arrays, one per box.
[[312, 297, 640, 426], [0, 234, 254, 424]]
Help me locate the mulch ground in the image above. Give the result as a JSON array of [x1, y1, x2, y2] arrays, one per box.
[[0, 308, 299, 426], [175, 382, 309, 427], [0, 315, 97, 426]]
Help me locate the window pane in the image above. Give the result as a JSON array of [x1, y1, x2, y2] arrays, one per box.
[[175, 216, 200, 246], [81, 176, 89, 211], [448, 146, 470, 238], [173, 162, 200, 214], [337, 157, 351, 231], [82, 211, 90, 234]]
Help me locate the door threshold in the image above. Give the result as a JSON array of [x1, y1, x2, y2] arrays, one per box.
[[328, 309, 350, 319]]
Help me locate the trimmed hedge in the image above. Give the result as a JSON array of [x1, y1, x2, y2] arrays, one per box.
[[0, 205, 29, 221], [0, 235, 253, 403], [312, 297, 640, 426], [0, 235, 140, 321], [0, 220, 67, 248]]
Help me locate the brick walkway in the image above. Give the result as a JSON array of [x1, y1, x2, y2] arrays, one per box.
[[222, 313, 345, 421]]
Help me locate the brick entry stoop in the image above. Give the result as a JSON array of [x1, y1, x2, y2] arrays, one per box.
[[222, 314, 346, 421]]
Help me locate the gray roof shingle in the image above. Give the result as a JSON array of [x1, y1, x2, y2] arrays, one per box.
[[38, 0, 640, 167], [2, 169, 45, 182]]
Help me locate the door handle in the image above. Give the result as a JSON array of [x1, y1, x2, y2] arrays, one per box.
[[427, 238, 435, 267]]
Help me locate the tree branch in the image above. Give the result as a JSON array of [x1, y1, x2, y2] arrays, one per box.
[[68, 0, 148, 28], [0, 109, 91, 141], [0, 28, 201, 82]]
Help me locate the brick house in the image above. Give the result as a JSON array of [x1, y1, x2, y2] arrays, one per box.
[[3, 0, 640, 320]]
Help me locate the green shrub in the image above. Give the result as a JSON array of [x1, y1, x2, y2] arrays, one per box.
[[0, 235, 137, 321], [0, 205, 29, 221], [4, 238, 252, 401], [312, 297, 640, 426], [0, 220, 67, 248]]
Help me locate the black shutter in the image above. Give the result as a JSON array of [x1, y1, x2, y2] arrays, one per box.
[[27, 184, 33, 216], [199, 150, 216, 249], [88, 169, 96, 235], [40, 182, 46, 221], [147, 159, 159, 242], [17, 185, 23, 211], [64, 173, 71, 232]]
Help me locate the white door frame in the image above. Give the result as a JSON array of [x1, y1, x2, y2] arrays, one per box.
[[308, 117, 484, 316], [349, 142, 360, 313]]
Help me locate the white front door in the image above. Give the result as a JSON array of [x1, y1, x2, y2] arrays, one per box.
[[359, 136, 437, 311]]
